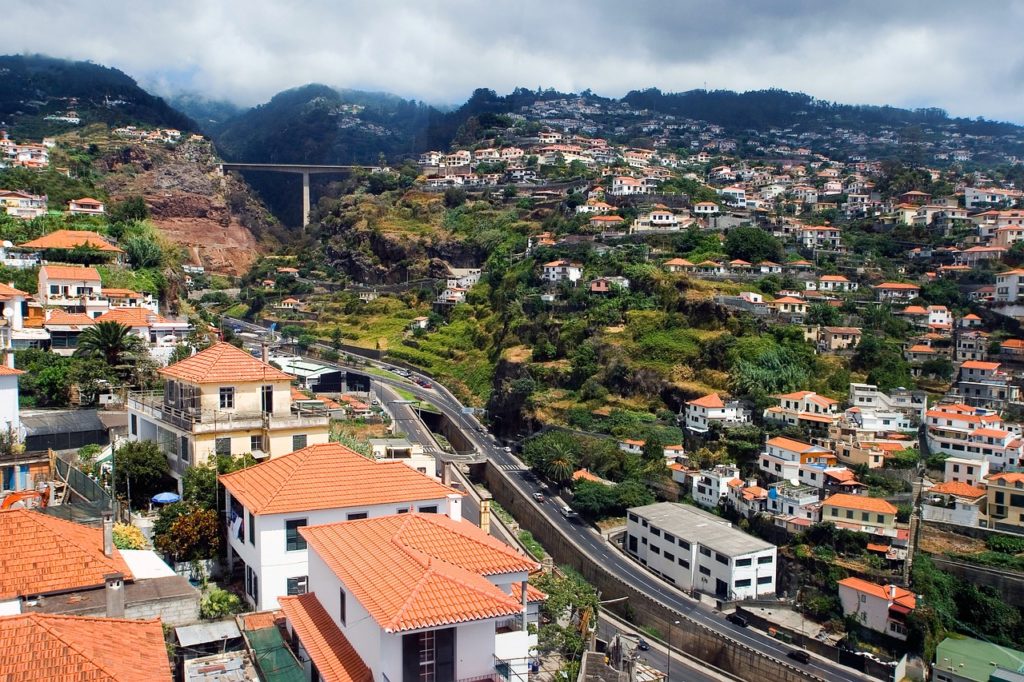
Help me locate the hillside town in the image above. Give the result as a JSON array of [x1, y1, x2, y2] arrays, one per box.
[[4, 64, 1024, 682]]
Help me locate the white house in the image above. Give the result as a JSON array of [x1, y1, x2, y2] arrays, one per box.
[[995, 269, 1024, 303], [684, 393, 750, 433], [37, 265, 108, 317], [277, 513, 542, 682], [763, 390, 840, 430], [944, 456, 989, 486], [540, 260, 583, 284], [220, 442, 463, 610], [691, 465, 741, 509], [837, 577, 915, 641], [609, 176, 651, 196], [759, 436, 836, 481], [625, 502, 777, 600], [67, 197, 105, 215], [692, 201, 719, 215], [765, 482, 821, 523]]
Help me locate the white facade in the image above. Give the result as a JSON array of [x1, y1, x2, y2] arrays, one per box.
[[226, 494, 461, 610], [837, 579, 914, 641], [691, 465, 741, 509], [684, 394, 751, 433], [625, 502, 777, 600], [541, 261, 583, 284], [995, 269, 1024, 303], [943, 457, 989, 486]]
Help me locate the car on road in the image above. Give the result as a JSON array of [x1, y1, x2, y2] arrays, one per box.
[[503, 446, 512, 453], [420, 381, 433, 389], [532, 492, 545, 503], [726, 613, 748, 627], [786, 649, 810, 664], [636, 638, 649, 651], [560, 505, 579, 520]]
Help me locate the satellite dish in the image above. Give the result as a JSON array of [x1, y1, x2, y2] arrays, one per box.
[[2, 308, 13, 319]]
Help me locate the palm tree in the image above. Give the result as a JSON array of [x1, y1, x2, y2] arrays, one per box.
[[74, 321, 144, 368]]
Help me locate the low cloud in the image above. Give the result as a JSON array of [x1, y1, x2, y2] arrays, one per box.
[[8, 0, 1024, 122]]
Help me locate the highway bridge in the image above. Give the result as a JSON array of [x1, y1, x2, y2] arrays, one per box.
[[219, 162, 378, 226]]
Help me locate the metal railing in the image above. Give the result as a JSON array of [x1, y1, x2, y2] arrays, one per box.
[[128, 391, 330, 433]]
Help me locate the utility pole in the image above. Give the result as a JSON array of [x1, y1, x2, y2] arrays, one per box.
[[666, 619, 679, 682]]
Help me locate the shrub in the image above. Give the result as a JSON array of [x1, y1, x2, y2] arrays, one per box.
[[200, 587, 243, 620], [112, 523, 147, 550], [985, 534, 1024, 555]]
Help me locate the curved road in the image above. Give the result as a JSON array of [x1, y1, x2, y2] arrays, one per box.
[[254, 336, 873, 682]]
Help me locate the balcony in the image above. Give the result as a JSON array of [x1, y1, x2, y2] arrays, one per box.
[[128, 391, 330, 434]]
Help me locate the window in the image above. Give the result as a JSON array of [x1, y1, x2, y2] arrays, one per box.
[[347, 512, 368, 520], [845, 510, 854, 519], [286, 519, 308, 551], [678, 539, 690, 550], [215, 437, 231, 457], [261, 384, 274, 413], [219, 387, 234, 409], [876, 514, 885, 524], [245, 567, 259, 601], [339, 589, 346, 626], [397, 507, 409, 514], [699, 565, 711, 576], [861, 512, 869, 522], [250, 435, 265, 453], [627, 513, 638, 523], [292, 434, 307, 451], [651, 545, 660, 555], [287, 576, 307, 595], [664, 533, 675, 544], [757, 575, 772, 584], [418, 505, 437, 514], [678, 557, 690, 568], [736, 558, 752, 567], [735, 579, 751, 588], [664, 551, 675, 562], [651, 528, 661, 537], [757, 555, 773, 565], [130, 414, 137, 436], [699, 547, 711, 557], [715, 553, 729, 565], [248, 512, 255, 545]]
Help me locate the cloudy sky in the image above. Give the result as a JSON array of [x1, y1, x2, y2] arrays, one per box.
[[8, 0, 1024, 122]]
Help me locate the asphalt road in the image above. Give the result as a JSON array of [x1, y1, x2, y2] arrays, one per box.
[[597, 613, 736, 682], [268, 345, 874, 682]]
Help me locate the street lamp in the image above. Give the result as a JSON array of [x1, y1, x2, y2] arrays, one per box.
[[667, 619, 679, 682]]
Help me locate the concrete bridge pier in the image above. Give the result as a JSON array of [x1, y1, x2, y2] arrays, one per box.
[[302, 172, 310, 227]]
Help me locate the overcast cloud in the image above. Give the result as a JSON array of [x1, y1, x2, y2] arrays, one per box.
[[7, 0, 1024, 122]]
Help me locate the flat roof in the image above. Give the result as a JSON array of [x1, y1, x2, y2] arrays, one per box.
[[176, 620, 242, 648], [629, 502, 776, 557], [119, 550, 177, 579]]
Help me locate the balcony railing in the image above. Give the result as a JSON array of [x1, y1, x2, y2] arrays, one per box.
[[128, 391, 330, 433]]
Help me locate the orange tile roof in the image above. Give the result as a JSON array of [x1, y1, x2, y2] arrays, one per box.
[[43, 310, 96, 328], [158, 341, 292, 384], [907, 345, 936, 353], [239, 610, 284, 631], [961, 360, 1000, 370], [875, 282, 920, 290], [39, 264, 101, 281], [823, 493, 897, 514], [0, 365, 23, 376], [0, 282, 27, 298], [219, 442, 459, 515], [688, 393, 725, 408], [102, 288, 143, 298], [901, 305, 928, 315], [301, 514, 537, 632], [930, 481, 986, 498], [278, 594, 372, 682], [0, 509, 133, 600], [0, 613, 170, 682], [990, 472, 1024, 484], [94, 307, 169, 326], [20, 230, 123, 253], [819, 275, 849, 281], [664, 258, 694, 266], [971, 427, 1010, 438], [837, 577, 915, 609], [766, 436, 819, 453], [525, 582, 547, 603], [572, 468, 605, 483]]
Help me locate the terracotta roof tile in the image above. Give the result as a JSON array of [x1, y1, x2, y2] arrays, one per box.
[[0, 282, 28, 297], [0, 613, 170, 681], [823, 493, 897, 514], [39, 264, 101, 281], [94, 307, 169, 326], [43, 310, 96, 328], [961, 360, 1000, 370], [219, 442, 460, 515], [837, 577, 915, 609], [21, 230, 123, 253], [688, 393, 725, 408], [929, 481, 986, 498], [158, 342, 292, 384], [0, 509, 133, 600], [301, 515, 536, 633], [239, 610, 283, 631], [278, 594, 372, 682], [766, 436, 820, 453]]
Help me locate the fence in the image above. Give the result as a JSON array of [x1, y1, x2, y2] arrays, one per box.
[[54, 456, 111, 509]]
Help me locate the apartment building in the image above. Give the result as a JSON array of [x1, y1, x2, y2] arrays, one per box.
[[995, 269, 1024, 303], [944, 457, 989, 486], [821, 494, 899, 538], [921, 481, 988, 528], [760, 436, 836, 481], [128, 343, 330, 481], [625, 502, 777, 600], [956, 360, 1019, 409], [278, 513, 541, 682], [926, 403, 1024, 470], [691, 465, 741, 509], [540, 260, 583, 284], [763, 390, 840, 430], [220, 442, 462, 610], [847, 383, 928, 423]]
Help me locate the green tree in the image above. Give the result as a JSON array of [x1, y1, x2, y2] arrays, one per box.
[[123, 234, 164, 269], [571, 480, 617, 518], [806, 303, 841, 327], [615, 479, 655, 510], [113, 441, 174, 509], [74, 321, 144, 368], [200, 587, 243, 620], [155, 507, 220, 562], [107, 196, 150, 224], [723, 227, 783, 263]]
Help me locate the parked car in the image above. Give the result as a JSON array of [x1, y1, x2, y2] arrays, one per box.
[[636, 638, 649, 651], [503, 446, 512, 453], [787, 650, 810, 664], [726, 613, 748, 628]]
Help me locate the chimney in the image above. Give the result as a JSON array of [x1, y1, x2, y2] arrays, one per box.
[[447, 494, 462, 523], [104, 573, 125, 618], [889, 584, 896, 600], [478, 491, 492, 535], [102, 511, 113, 557], [261, 342, 268, 363]]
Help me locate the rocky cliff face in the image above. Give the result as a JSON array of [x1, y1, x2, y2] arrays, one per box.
[[98, 139, 283, 275]]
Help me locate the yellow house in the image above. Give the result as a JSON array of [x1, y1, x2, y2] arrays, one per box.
[[821, 493, 899, 537], [128, 342, 330, 482], [988, 472, 1024, 533]]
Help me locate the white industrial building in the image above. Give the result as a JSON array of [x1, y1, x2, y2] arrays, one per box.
[[625, 502, 777, 600]]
